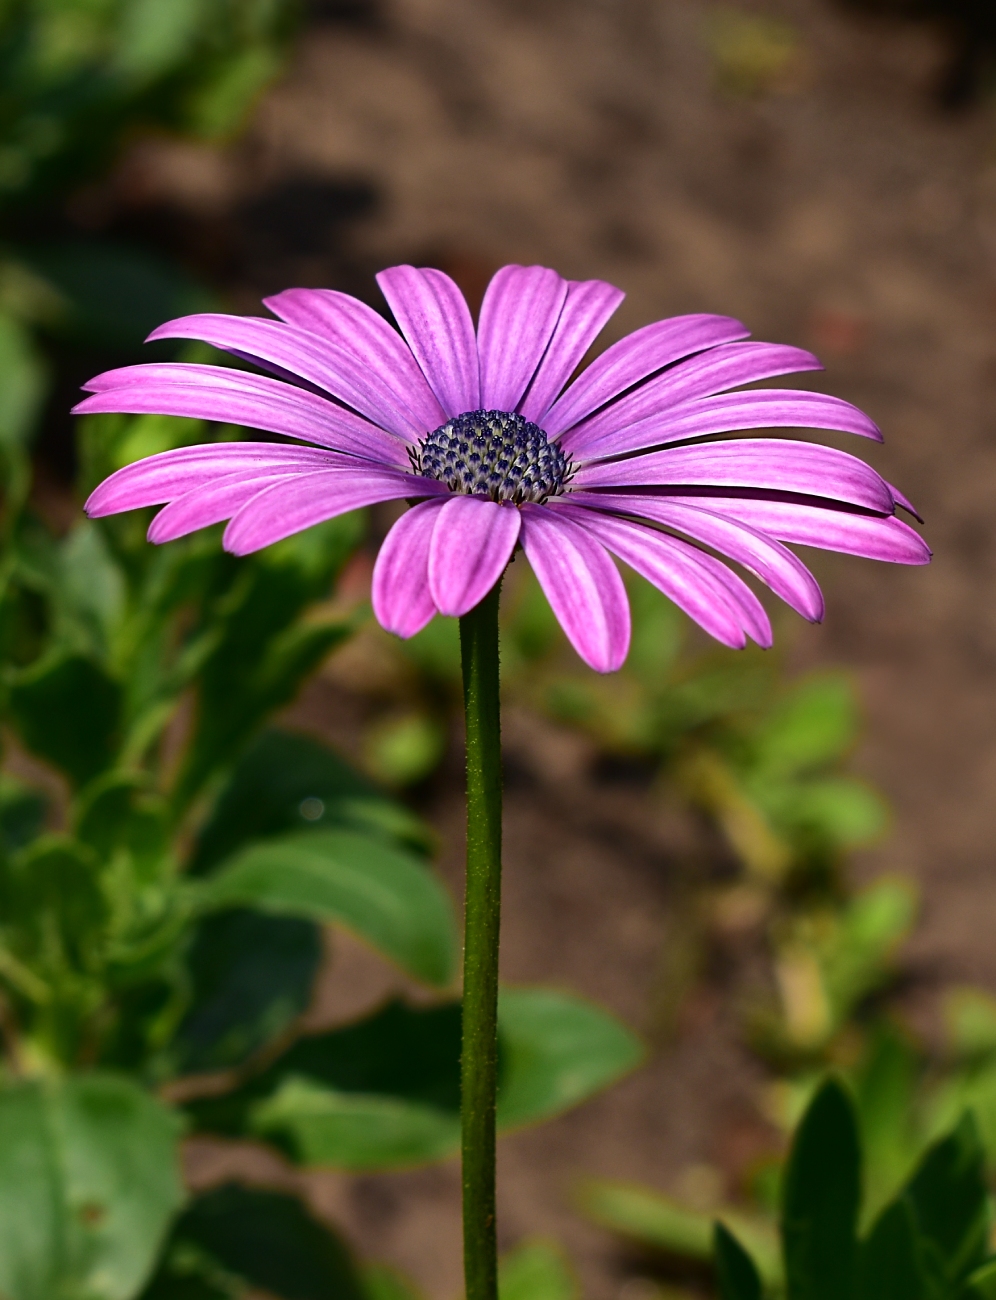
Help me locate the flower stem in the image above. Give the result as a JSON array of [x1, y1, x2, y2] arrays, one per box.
[[459, 580, 503, 1300]]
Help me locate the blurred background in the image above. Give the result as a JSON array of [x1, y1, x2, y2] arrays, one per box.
[[5, 0, 996, 1297]]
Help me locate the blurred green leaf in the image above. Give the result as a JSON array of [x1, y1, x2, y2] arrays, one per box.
[[0, 773, 46, 853], [58, 520, 127, 657], [75, 772, 169, 873], [714, 1222, 763, 1300], [965, 1261, 996, 1300], [781, 1078, 860, 1300], [0, 1073, 184, 1300], [903, 1113, 989, 1296], [499, 1238, 577, 1300], [494, 987, 643, 1130], [851, 1023, 921, 1224], [157, 1183, 366, 1300], [752, 676, 857, 778], [856, 1199, 925, 1300], [822, 880, 917, 1025], [364, 713, 447, 788], [0, 308, 47, 456], [362, 1262, 426, 1300], [7, 650, 122, 787], [190, 728, 432, 874], [169, 908, 322, 1075], [191, 988, 638, 1171], [196, 828, 456, 987]]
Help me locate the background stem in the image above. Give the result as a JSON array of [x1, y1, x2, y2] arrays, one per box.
[[459, 581, 504, 1300]]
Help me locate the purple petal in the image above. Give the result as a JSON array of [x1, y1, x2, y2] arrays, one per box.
[[149, 313, 428, 441], [573, 438, 895, 513], [428, 496, 521, 616], [887, 481, 923, 522], [477, 266, 568, 412], [147, 472, 300, 542], [545, 314, 750, 438], [263, 287, 447, 433], [518, 503, 630, 672], [518, 278, 625, 423], [222, 468, 447, 555], [85, 443, 348, 516], [669, 492, 931, 564], [572, 390, 882, 460], [376, 266, 480, 417], [551, 502, 764, 649], [565, 491, 824, 621], [563, 342, 823, 450], [76, 364, 408, 464], [372, 499, 448, 638]]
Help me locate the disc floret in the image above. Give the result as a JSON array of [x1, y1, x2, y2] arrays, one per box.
[[411, 409, 571, 504]]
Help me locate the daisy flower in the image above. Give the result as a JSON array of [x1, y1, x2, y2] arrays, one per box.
[[78, 264, 929, 671]]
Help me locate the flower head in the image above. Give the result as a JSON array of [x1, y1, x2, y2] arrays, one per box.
[[78, 264, 929, 671]]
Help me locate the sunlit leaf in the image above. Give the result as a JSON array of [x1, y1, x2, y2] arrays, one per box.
[[0, 1074, 184, 1300], [499, 1238, 577, 1300]]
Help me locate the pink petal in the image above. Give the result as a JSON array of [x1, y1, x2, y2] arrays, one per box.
[[147, 472, 300, 542], [518, 503, 630, 672], [148, 313, 428, 441], [222, 469, 447, 555], [427, 496, 521, 616], [565, 491, 824, 620], [563, 342, 824, 450], [518, 278, 625, 423], [552, 503, 759, 649], [572, 390, 882, 461], [545, 314, 750, 438], [671, 492, 931, 564], [573, 438, 895, 513], [477, 266, 568, 412], [76, 364, 407, 464], [263, 287, 447, 433], [887, 481, 923, 522], [376, 266, 480, 417], [85, 443, 347, 516], [372, 499, 448, 638]]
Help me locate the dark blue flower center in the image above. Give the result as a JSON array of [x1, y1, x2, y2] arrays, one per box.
[[411, 409, 571, 504]]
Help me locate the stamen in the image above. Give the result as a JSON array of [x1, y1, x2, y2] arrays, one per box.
[[410, 410, 571, 503]]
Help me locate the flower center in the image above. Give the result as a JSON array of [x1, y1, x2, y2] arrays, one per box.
[[410, 409, 571, 504]]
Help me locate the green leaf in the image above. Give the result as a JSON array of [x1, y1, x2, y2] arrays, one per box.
[[0, 309, 47, 454], [361, 1263, 426, 1300], [190, 989, 639, 1171], [58, 521, 127, 659], [2, 834, 108, 978], [903, 1113, 989, 1296], [714, 1222, 763, 1300], [0, 774, 46, 854], [753, 675, 858, 777], [0, 1074, 184, 1300], [169, 908, 323, 1075], [578, 1181, 779, 1284], [851, 1023, 922, 1225], [781, 1078, 860, 1300], [494, 987, 643, 1129], [499, 1239, 577, 1300], [196, 828, 456, 987], [856, 1199, 926, 1300], [189, 728, 432, 874], [161, 1183, 366, 1300], [75, 772, 169, 875], [7, 651, 122, 787], [964, 1260, 996, 1300]]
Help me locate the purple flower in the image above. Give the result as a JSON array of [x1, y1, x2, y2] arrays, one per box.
[[78, 264, 929, 672]]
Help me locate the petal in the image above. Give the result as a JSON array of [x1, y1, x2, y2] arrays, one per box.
[[573, 390, 882, 460], [518, 503, 630, 672], [85, 443, 347, 516], [564, 491, 824, 620], [546, 313, 750, 438], [376, 265, 480, 416], [477, 265, 569, 412], [372, 498, 448, 638], [518, 278, 625, 423], [669, 492, 931, 564], [149, 313, 428, 441], [76, 363, 408, 464], [428, 496, 521, 616], [573, 438, 895, 513], [263, 287, 447, 433], [147, 472, 300, 542], [222, 468, 447, 555], [564, 342, 824, 450], [887, 481, 923, 522], [551, 503, 759, 649]]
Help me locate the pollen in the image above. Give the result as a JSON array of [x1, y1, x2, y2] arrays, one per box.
[[411, 410, 571, 504]]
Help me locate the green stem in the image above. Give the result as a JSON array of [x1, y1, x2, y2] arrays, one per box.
[[459, 580, 504, 1300]]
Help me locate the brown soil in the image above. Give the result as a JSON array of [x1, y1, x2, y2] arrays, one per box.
[[134, 1, 996, 1294]]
